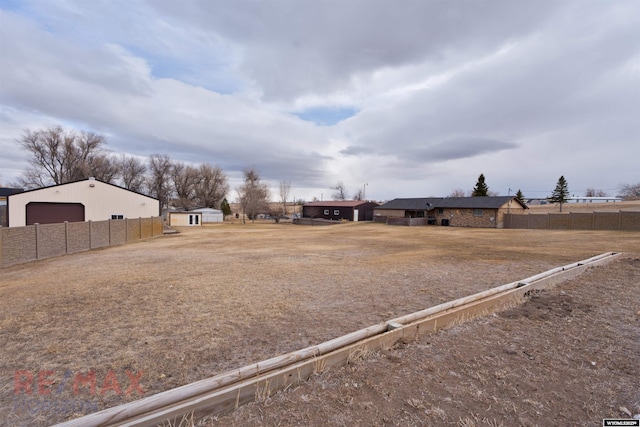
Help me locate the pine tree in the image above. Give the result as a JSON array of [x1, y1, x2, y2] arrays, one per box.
[[220, 198, 232, 218], [472, 173, 489, 197], [549, 176, 570, 212], [515, 189, 525, 204]]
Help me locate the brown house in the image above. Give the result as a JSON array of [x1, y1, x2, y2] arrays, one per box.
[[375, 196, 527, 228], [302, 200, 380, 222]]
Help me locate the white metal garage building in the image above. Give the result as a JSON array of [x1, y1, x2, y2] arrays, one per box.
[[192, 208, 224, 223], [7, 178, 159, 227]]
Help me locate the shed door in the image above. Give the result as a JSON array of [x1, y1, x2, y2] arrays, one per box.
[[353, 209, 359, 222], [26, 202, 85, 225]]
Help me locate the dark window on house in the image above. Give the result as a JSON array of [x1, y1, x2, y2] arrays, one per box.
[[111, 214, 124, 220], [438, 208, 444, 214], [195, 215, 199, 225], [334, 209, 340, 215], [473, 209, 483, 217], [324, 209, 329, 215]]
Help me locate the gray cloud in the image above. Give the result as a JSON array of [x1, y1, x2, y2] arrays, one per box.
[[339, 145, 375, 156], [148, 0, 560, 101], [413, 137, 518, 162], [0, 1, 638, 199]]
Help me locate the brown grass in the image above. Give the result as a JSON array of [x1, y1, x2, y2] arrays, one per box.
[[1, 222, 639, 425]]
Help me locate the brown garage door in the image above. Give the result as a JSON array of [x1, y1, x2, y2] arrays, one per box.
[[26, 202, 85, 225]]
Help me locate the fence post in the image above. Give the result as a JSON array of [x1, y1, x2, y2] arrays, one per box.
[[35, 223, 41, 260], [618, 211, 622, 230], [88, 220, 92, 249], [65, 221, 69, 254]]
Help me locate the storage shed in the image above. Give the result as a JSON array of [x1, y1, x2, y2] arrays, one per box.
[[191, 208, 224, 223], [169, 211, 202, 226], [7, 178, 159, 227]]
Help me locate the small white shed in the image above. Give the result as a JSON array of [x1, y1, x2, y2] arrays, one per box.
[[169, 211, 202, 226], [192, 208, 224, 223]]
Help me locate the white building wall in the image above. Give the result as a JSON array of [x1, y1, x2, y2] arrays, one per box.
[[8, 179, 159, 227], [192, 208, 224, 223], [169, 212, 202, 226]]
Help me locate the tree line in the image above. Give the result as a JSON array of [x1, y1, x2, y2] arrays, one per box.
[[14, 126, 639, 218], [14, 126, 230, 214]]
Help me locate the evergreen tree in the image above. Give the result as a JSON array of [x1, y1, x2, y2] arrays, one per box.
[[549, 176, 570, 211], [515, 189, 525, 204], [472, 173, 489, 196], [220, 198, 232, 218]]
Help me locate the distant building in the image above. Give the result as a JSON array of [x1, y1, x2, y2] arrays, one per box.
[[191, 207, 224, 223], [375, 196, 527, 228], [168, 211, 203, 227], [302, 200, 380, 222], [567, 196, 622, 204]]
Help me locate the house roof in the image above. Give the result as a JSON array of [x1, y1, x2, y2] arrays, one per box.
[[0, 188, 24, 197], [7, 178, 158, 201], [304, 200, 376, 208], [376, 196, 528, 210], [191, 208, 223, 213]]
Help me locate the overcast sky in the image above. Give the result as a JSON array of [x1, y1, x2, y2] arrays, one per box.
[[1, 0, 638, 201]]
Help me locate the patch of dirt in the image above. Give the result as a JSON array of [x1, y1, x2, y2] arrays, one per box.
[[1, 224, 639, 426], [214, 256, 640, 427], [499, 291, 593, 321]]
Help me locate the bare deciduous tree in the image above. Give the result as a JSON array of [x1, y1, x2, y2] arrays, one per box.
[[194, 164, 228, 208], [118, 154, 147, 192], [17, 125, 110, 188], [353, 188, 364, 201], [171, 162, 201, 210], [305, 205, 323, 225], [237, 168, 270, 223], [618, 182, 640, 199], [448, 188, 467, 197], [585, 188, 608, 197], [88, 153, 119, 183], [331, 181, 349, 200], [146, 154, 174, 215], [279, 180, 291, 215]]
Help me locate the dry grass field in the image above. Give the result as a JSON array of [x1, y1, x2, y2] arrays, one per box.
[[1, 221, 639, 426]]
